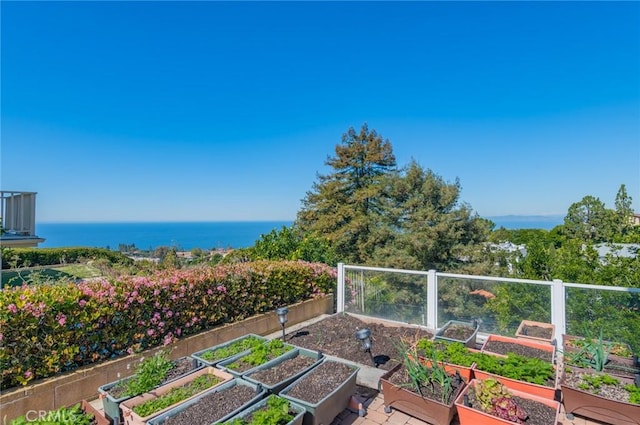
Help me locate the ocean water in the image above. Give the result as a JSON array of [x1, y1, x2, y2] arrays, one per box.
[[487, 215, 564, 230], [34, 216, 563, 250], [36, 221, 293, 250]]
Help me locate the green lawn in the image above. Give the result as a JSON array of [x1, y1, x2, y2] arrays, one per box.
[[1, 264, 103, 288]]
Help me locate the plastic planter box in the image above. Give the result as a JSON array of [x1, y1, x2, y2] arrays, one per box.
[[223, 395, 306, 425], [191, 334, 267, 366], [243, 348, 323, 394], [280, 358, 359, 425], [120, 367, 233, 425], [434, 320, 480, 349], [216, 341, 295, 378], [147, 378, 266, 425], [98, 356, 203, 424]]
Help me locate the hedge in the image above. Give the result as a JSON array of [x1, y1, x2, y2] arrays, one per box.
[[1, 247, 133, 269], [0, 260, 335, 390]]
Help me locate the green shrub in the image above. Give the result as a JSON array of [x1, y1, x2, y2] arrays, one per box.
[[0, 260, 335, 390], [1, 247, 133, 269]]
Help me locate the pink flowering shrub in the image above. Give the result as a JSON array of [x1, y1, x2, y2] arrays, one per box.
[[0, 260, 335, 390]]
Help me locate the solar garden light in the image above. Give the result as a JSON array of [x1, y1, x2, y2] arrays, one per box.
[[356, 328, 375, 366], [276, 307, 289, 341]]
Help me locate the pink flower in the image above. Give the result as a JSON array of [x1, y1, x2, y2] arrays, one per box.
[[24, 370, 33, 379], [216, 285, 227, 293], [56, 313, 67, 326], [7, 304, 18, 314], [78, 300, 87, 307], [147, 329, 154, 336]]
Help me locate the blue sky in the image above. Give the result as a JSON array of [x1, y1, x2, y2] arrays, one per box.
[[2, 1, 639, 223]]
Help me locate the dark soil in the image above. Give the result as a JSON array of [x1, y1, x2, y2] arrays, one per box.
[[519, 324, 553, 339], [164, 384, 256, 425], [466, 387, 557, 425], [246, 355, 316, 386], [108, 357, 198, 399], [285, 361, 355, 404], [438, 325, 475, 342], [603, 358, 640, 378], [285, 313, 433, 370], [387, 365, 465, 405], [483, 341, 553, 363], [562, 367, 635, 404]]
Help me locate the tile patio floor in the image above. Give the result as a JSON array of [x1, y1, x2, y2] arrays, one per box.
[[330, 386, 605, 425]]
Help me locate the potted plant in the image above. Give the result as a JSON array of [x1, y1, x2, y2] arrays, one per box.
[[243, 348, 323, 394], [191, 334, 267, 366], [379, 345, 466, 425], [280, 358, 359, 425], [563, 333, 639, 379], [515, 320, 555, 345], [98, 351, 203, 424], [224, 395, 306, 425], [147, 378, 266, 425], [120, 367, 233, 425], [454, 378, 560, 425], [217, 339, 295, 377], [435, 319, 480, 348], [561, 366, 640, 425], [414, 338, 478, 382], [471, 351, 557, 400]]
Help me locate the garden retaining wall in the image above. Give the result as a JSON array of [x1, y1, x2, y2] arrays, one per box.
[[0, 294, 334, 421]]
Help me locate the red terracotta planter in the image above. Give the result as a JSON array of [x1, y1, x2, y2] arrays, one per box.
[[454, 379, 561, 425], [482, 334, 556, 363]]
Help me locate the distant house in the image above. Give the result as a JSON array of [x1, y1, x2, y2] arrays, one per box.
[[631, 213, 640, 227], [594, 243, 639, 262], [0, 191, 45, 248]]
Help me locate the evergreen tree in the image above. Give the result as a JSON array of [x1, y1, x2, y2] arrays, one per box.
[[297, 124, 396, 264]]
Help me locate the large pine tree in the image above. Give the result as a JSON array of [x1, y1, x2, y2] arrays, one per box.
[[296, 124, 490, 270]]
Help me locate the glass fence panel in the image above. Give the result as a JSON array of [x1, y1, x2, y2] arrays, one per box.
[[565, 286, 640, 352], [437, 276, 552, 336], [344, 268, 428, 326]]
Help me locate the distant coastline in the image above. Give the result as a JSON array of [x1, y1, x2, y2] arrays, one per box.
[[486, 215, 564, 230], [34, 216, 563, 250], [36, 221, 293, 250]]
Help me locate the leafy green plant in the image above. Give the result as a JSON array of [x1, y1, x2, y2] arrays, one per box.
[[10, 403, 93, 425], [132, 374, 222, 417], [227, 339, 293, 370], [199, 336, 265, 362], [108, 351, 175, 398], [566, 332, 612, 372], [624, 384, 640, 405], [472, 378, 528, 424], [226, 396, 296, 425], [473, 352, 555, 386]]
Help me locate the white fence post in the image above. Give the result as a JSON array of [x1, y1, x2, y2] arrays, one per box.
[[551, 279, 565, 345], [427, 269, 438, 330], [337, 262, 345, 313]]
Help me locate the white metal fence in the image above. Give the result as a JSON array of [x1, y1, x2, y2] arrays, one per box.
[[336, 263, 640, 349]]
